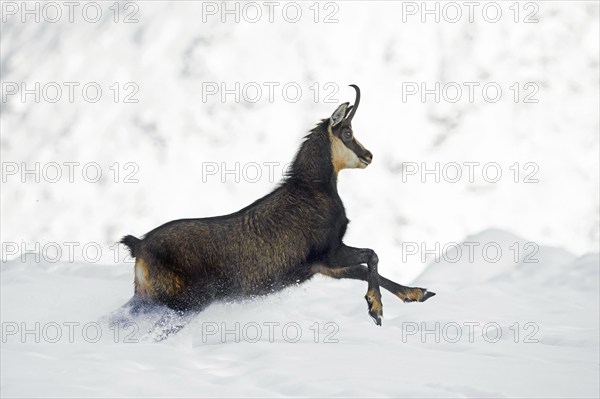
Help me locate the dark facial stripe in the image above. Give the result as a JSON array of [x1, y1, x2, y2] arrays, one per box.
[[345, 138, 370, 160]]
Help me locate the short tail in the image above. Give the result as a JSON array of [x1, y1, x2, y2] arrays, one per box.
[[120, 235, 141, 258]]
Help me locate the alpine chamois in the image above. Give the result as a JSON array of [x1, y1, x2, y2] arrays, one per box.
[[120, 85, 435, 328]]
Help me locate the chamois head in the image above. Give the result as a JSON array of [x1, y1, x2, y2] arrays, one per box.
[[328, 85, 373, 174]]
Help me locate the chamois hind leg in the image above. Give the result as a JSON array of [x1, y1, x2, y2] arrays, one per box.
[[314, 264, 436, 303], [325, 245, 384, 325]]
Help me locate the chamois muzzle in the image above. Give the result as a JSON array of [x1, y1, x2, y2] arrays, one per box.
[[359, 150, 373, 166]]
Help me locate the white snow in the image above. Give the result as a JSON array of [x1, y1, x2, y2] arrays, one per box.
[[1, 229, 598, 397], [1, 1, 599, 397]]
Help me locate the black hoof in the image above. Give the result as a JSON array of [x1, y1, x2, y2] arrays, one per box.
[[369, 309, 382, 326], [421, 290, 436, 302]]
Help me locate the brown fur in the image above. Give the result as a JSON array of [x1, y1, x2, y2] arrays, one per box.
[[135, 257, 185, 298], [134, 258, 153, 296], [366, 288, 383, 313], [398, 287, 427, 302]]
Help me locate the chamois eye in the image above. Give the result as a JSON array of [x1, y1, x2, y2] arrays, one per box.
[[343, 130, 352, 140]]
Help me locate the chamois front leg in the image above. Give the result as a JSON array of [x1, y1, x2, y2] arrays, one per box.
[[326, 245, 383, 325], [313, 265, 436, 303]]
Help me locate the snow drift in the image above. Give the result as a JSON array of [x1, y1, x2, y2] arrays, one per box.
[[1, 230, 598, 397]]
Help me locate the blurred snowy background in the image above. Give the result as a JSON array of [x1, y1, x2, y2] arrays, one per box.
[[2, 1, 598, 271], [1, 1, 599, 397]]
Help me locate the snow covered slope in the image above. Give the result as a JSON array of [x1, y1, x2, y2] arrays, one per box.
[[1, 230, 598, 397]]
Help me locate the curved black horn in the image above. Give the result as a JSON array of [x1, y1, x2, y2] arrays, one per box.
[[346, 84, 360, 121]]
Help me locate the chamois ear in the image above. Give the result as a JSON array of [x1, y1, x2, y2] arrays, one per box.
[[330, 102, 349, 128], [344, 105, 353, 118]]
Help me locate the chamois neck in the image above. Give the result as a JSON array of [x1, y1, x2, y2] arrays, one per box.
[[287, 120, 337, 187]]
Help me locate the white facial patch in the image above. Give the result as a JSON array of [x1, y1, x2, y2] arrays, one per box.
[[328, 125, 364, 173]]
